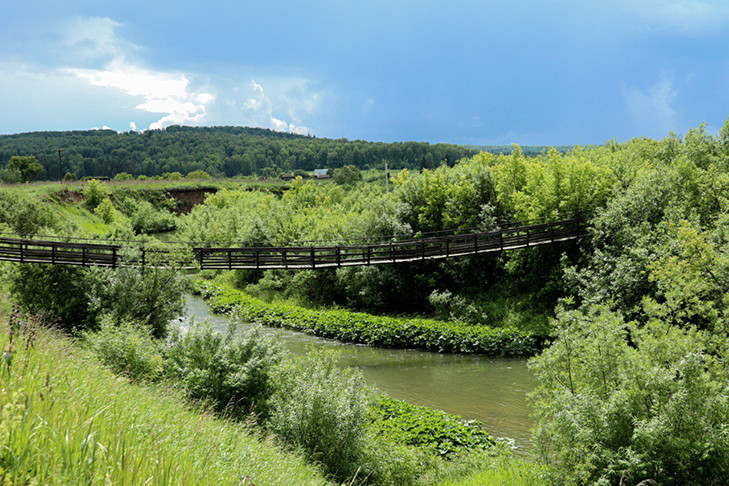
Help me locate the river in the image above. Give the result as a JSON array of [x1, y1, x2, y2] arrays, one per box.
[[181, 294, 538, 453]]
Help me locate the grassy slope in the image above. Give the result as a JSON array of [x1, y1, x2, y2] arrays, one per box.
[[0, 311, 329, 485]]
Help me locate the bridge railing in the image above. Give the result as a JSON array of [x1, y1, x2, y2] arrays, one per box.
[[193, 218, 587, 270], [0, 218, 586, 269]]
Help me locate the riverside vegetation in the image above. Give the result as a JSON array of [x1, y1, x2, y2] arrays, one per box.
[[3, 118, 729, 484]]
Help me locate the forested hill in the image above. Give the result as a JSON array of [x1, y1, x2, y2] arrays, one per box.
[[0, 126, 480, 180]]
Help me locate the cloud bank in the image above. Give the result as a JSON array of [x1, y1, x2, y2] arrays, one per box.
[[0, 16, 319, 134]]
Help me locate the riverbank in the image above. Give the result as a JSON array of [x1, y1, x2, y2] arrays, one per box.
[[195, 280, 542, 356], [0, 314, 328, 485]]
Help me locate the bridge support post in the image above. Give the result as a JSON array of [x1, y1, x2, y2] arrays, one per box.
[[311, 247, 316, 269], [336, 247, 341, 267], [112, 247, 117, 268]]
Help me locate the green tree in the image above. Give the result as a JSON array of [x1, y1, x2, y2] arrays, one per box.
[[82, 179, 110, 210], [530, 306, 729, 485], [6, 155, 42, 183], [332, 165, 362, 185]]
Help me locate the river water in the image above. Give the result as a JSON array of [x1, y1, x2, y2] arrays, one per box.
[[180, 294, 538, 453]]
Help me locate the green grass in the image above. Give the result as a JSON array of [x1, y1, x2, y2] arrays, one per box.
[[443, 455, 549, 486], [0, 177, 291, 197], [0, 313, 329, 485]]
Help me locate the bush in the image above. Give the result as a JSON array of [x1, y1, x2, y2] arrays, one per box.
[[113, 172, 134, 181], [8, 264, 97, 331], [87, 261, 185, 339], [163, 321, 283, 419], [83, 317, 163, 381], [268, 349, 373, 480], [82, 179, 110, 210], [93, 197, 117, 223], [186, 170, 212, 179], [0, 192, 57, 236], [63, 172, 78, 181], [0, 167, 21, 184], [128, 199, 177, 234], [530, 305, 729, 485]]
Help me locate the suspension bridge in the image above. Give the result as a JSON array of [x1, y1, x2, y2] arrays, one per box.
[[0, 218, 587, 270]]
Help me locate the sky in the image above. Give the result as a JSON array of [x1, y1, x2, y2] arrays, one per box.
[[1, 1, 728, 145]]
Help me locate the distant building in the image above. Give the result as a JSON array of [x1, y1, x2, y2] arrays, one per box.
[[280, 173, 295, 181], [313, 168, 331, 179]]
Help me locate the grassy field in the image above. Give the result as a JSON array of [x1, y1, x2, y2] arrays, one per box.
[[0, 304, 330, 485]]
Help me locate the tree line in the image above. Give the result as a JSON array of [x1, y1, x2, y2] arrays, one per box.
[[0, 126, 479, 180]]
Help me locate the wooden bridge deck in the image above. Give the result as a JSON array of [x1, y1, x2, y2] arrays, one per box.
[[0, 218, 587, 270]]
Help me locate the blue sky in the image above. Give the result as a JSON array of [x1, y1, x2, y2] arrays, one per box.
[[1, 1, 728, 145]]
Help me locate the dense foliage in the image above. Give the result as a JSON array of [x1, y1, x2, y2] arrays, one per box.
[[0, 126, 476, 180], [268, 349, 375, 480], [529, 119, 729, 485], [164, 321, 283, 419], [196, 281, 540, 356], [372, 397, 495, 458]]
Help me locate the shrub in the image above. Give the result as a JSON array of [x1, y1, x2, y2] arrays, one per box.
[[8, 264, 97, 331], [163, 321, 283, 419], [82, 179, 110, 210], [83, 317, 163, 381], [268, 349, 373, 480], [63, 172, 78, 181], [530, 305, 729, 485], [162, 171, 183, 180], [87, 261, 185, 339], [0, 167, 21, 184], [186, 170, 212, 179], [128, 199, 177, 234], [113, 172, 134, 181], [0, 192, 57, 236], [93, 197, 117, 223]]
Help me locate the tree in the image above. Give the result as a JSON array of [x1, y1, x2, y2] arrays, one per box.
[[6, 155, 42, 182], [82, 179, 110, 210], [332, 165, 362, 186]]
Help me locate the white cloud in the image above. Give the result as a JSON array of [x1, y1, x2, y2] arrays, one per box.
[[622, 0, 729, 35], [239, 80, 312, 135], [68, 61, 215, 130], [60, 17, 130, 63], [0, 16, 320, 135], [624, 77, 678, 136]]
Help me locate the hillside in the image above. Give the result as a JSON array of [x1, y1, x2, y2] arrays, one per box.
[[0, 126, 477, 180]]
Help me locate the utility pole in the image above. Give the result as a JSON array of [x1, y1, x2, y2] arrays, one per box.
[[385, 161, 390, 193], [56, 149, 64, 181]]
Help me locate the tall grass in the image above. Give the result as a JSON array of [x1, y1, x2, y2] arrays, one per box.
[[0, 314, 328, 485], [448, 459, 548, 486]]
